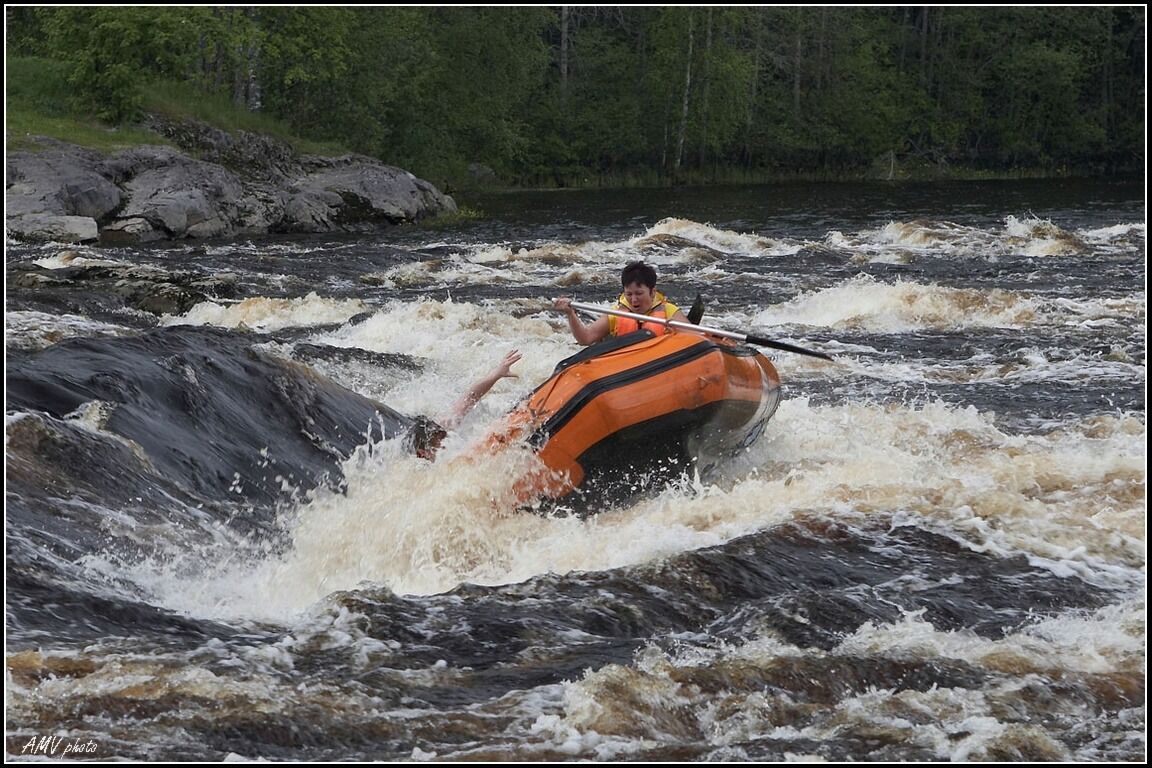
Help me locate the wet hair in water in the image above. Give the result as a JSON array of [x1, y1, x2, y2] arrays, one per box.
[[621, 261, 657, 289], [404, 415, 448, 460]]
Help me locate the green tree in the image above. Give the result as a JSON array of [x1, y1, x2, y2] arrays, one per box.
[[39, 7, 202, 122], [255, 7, 356, 136], [400, 7, 551, 181], [6, 6, 1143, 181]]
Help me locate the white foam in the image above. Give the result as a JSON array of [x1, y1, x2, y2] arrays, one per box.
[[752, 274, 1042, 332], [638, 217, 780, 258], [5, 310, 131, 350], [1078, 222, 1146, 242], [32, 250, 129, 269], [1003, 214, 1088, 256], [126, 391, 1144, 625], [90, 279, 1146, 625], [161, 292, 368, 331]]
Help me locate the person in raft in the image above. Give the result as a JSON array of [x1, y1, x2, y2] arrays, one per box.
[[553, 261, 687, 345], [406, 349, 522, 459]]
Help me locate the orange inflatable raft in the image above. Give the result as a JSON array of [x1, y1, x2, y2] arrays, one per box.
[[488, 329, 782, 511]]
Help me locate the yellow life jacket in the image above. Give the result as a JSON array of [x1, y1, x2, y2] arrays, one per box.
[[608, 291, 681, 336]]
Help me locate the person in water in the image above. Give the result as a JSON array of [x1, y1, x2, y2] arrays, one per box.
[[553, 261, 687, 345], [406, 349, 521, 459]]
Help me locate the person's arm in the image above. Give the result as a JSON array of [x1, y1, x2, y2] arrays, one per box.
[[553, 297, 610, 346], [666, 308, 688, 330], [439, 349, 521, 430]]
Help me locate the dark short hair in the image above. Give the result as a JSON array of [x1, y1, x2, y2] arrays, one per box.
[[404, 415, 448, 460], [621, 261, 657, 289]]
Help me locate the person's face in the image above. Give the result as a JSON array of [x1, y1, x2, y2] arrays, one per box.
[[622, 282, 656, 313]]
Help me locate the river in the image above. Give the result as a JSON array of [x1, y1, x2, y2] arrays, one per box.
[[5, 178, 1145, 761]]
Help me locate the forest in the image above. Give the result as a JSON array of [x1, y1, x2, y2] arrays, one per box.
[[6, 6, 1145, 187]]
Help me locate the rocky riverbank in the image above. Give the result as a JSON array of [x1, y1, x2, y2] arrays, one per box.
[[6, 116, 457, 245]]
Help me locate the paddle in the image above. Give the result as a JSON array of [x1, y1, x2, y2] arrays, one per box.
[[568, 301, 835, 361], [687, 293, 705, 324]]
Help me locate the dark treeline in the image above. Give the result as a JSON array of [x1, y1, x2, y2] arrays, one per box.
[[7, 6, 1145, 186]]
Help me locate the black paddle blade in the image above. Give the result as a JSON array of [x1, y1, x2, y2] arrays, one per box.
[[687, 293, 705, 324], [744, 334, 835, 361]]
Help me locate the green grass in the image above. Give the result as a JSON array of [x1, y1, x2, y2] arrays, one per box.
[[142, 79, 347, 156], [6, 55, 347, 157], [6, 56, 170, 152], [416, 205, 487, 229], [6, 107, 171, 153]]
